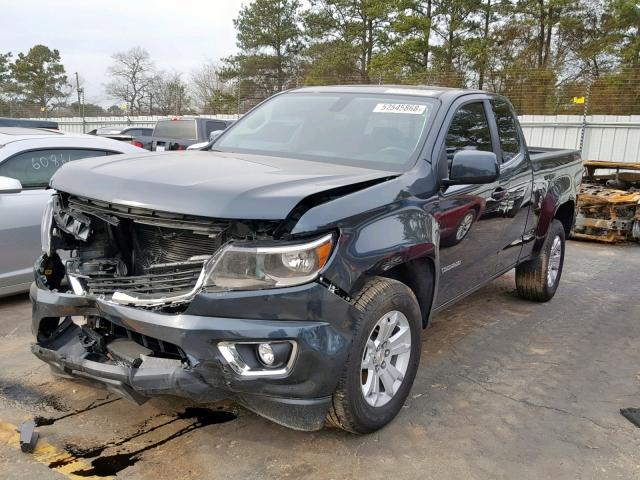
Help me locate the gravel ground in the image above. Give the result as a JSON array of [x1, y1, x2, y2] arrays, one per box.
[[0, 240, 638, 480]]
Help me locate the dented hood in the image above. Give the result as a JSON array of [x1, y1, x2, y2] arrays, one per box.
[[50, 150, 395, 219]]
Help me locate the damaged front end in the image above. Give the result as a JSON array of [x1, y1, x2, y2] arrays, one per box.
[[31, 192, 354, 430], [571, 161, 640, 243], [39, 193, 278, 308]]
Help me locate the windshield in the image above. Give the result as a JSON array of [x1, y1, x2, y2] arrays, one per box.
[[215, 92, 437, 170]]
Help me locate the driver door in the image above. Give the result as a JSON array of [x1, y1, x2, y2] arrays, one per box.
[[435, 98, 506, 307]]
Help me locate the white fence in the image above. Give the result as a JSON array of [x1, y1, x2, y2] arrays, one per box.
[[519, 115, 640, 163], [47, 114, 640, 163]]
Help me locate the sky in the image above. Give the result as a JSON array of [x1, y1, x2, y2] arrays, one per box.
[[0, 0, 246, 105]]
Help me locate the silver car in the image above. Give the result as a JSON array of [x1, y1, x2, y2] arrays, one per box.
[[0, 127, 145, 297]]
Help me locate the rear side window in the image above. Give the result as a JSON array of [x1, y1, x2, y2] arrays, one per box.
[[153, 120, 197, 140], [0, 149, 109, 188], [445, 102, 493, 157], [491, 99, 522, 162]]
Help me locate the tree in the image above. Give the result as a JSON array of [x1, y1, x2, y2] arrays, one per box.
[[304, 0, 393, 82], [606, 0, 639, 68], [11, 45, 69, 111], [105, 46, 155, 115], [370, 0, 437, 78], [225, 0, 303, 94], [191, 62, 236, 114], [430, 0, 480, 82], [0, 52, 11, 88], [150, 71, 191, 115], [67, 101, 106, 116]]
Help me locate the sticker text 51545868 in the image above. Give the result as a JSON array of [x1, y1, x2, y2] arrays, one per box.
[[373, 103, 427, 115]]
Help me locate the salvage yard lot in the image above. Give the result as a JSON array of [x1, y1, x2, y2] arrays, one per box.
[[0, 241, 639, 480]]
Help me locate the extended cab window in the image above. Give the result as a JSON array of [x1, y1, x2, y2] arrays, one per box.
[[0, 149, 109, 188], [491, 99, 522, 162], [445, 102, 493, 158]]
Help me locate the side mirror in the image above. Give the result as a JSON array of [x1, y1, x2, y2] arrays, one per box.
[[445, 150, 499, 185], [209, 130, 223, 142], [0, 176, 22, 194]]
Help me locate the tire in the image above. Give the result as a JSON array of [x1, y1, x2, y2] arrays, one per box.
[[327, 277, 422, 434], [515, 219, 565, 302]]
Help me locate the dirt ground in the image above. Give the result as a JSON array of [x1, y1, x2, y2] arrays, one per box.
[[0, 240, 639, 480]]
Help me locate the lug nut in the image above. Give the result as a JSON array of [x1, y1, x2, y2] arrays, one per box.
[[381, 361, 386, 369], [385, 349, 390, 357]]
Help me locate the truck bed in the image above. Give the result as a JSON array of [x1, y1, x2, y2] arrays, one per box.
[[528, 147, 582, 172]]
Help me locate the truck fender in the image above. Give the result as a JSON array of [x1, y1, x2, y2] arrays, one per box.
[[532, 173, 575, 255]]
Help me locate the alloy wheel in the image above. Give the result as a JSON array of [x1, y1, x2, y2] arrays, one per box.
[[547, 235, 562, 287], [360, 310, 412, 407]]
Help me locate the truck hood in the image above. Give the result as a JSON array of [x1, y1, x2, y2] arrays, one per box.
[[51, 150, 396, 219]]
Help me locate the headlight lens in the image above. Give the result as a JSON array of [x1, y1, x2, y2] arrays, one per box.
[[204, 233, 334, 290], [41, 196, 55, 255]]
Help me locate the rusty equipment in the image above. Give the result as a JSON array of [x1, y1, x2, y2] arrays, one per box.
[[571, 161, 640, 243]]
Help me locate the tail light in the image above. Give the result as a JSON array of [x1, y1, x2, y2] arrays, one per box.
[[174, 143, 186, 151], [131, 140, 144, 148]]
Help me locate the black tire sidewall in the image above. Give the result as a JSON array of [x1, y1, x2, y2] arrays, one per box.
[[343, 282, 421, 433]]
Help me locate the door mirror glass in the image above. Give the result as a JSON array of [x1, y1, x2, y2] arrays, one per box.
[[447, 151, 499, 185], [0, 176, 23, 194]]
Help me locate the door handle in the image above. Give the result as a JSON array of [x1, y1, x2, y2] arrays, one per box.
[[491, 188, 508, 201]]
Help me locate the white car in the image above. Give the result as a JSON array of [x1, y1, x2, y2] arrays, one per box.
[[0, 127, 145, 297]]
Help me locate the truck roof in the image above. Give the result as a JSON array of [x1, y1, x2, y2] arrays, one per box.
[[292, 84, 484, 98]]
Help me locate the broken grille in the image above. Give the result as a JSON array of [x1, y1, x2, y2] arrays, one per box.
[[86, 267, 202, 296], [96, 317, 185, 360], [62, 195, 230, 300]]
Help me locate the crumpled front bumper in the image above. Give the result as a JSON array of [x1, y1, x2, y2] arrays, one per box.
[[30, 281, 357, 431]]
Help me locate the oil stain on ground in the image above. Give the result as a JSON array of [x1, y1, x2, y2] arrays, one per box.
[[49, 407, 237, 477], [0, 378, 69, 412]]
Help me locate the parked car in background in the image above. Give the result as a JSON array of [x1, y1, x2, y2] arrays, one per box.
[[91, 126, 155, 150], [151, 117, 233, 151], [0, 127, 145, 297], [32, 86, 581, 433], [0, 118, 59, 130]]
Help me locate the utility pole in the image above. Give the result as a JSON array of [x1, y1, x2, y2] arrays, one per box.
[[75, 72, 86, 133]]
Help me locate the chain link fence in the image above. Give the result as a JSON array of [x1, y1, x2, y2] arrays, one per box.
[[1, 68, 639, 119]]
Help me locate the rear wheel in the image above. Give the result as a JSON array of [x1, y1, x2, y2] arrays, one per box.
[[515, 219, 565, 302], [327, 277, 422, 434]]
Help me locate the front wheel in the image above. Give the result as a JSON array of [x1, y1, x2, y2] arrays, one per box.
[[515, 219, 566, 302], [327, 277, 422, 434]]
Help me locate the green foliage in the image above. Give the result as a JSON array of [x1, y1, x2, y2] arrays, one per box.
[[0, 52, 11, 87], [226, 0, 303, 92], [10, 45, 69, 109], [303, 0, 394, 82]]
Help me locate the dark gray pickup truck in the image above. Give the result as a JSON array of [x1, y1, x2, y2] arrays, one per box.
[[31, 86, 582, 433]]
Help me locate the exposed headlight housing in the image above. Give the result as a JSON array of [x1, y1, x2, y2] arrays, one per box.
[[41, 196, 55, 256], [204, 233, 334, 290]]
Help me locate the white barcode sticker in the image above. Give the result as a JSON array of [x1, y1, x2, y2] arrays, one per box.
[[373, 103, 427, 114]]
